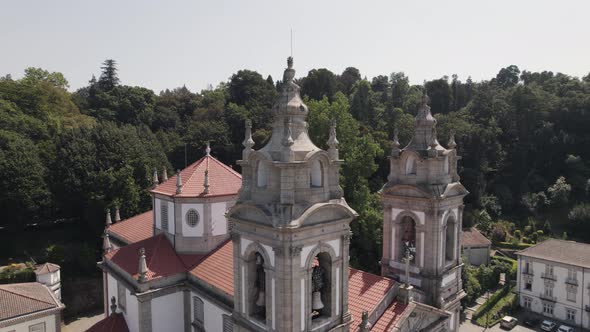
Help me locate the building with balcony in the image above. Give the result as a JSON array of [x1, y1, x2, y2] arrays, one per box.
[[517, 239, 590, 330]]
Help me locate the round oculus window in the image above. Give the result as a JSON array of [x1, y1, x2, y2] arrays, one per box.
[[186, 209, 199, 227]]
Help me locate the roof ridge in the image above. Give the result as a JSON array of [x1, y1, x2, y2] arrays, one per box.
[[208, 155, 242, 179], [0, 284, 56, 306], [178, 155, 208, 195]]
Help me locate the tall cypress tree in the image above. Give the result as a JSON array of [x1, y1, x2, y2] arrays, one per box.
[[98, 59, 120, 91]]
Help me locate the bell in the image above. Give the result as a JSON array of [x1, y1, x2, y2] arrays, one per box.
[[256, 290, 265, 307], [312, 291, 324, 311]]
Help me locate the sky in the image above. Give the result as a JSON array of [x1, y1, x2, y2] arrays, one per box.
[[1, 0, 589, 93]]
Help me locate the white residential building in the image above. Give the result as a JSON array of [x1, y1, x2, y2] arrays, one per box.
[[0, 283, 64, 332], [517, 239, 590, 330]]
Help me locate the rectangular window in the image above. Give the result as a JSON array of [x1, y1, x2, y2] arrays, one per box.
[[193, 296, 204, 324], [546, 264, 554, 275], [161, 202, 168, 231], [543, 303, 554, 315], [525, 282, 532, 291], [566, 309, 576, 322], [117, 281, 126, 311], [222, 314, 233, 332], [524, 297, 532, 309], [544, 287, 553, 297], [524, 261, 531, 273], [29, 323, 45, 332], [568, 268, 576, 280], [567, 288, 576, 302]]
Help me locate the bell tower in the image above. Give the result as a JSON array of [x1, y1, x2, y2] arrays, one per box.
[[228, 57, 357, 332], [380, 95, 467, 331]]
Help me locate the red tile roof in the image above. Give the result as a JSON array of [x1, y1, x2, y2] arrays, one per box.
[[189, 240, 234, 296], [107, 210, 153, 244], [370, 300, 407, 332], [87, 313, 129, 332], [347, 268, 397, 332], [34, 263, 60, 275], [462, 228, 491, 247], [151, 155, 242, 198], [105, 233, 204, 282], [0, 283, 62, 321]]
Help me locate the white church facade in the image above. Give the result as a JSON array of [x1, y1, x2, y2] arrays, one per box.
[[89, 57, 466, 332]]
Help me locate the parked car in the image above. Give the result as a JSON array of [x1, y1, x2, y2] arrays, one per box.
[[541, 320, 557, 331], [524, 318, 540, 327], [500, 316, 518, 330], [557, 325, 574, 332]]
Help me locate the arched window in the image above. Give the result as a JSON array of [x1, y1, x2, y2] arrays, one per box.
[[310, 159, 323, 187], [311, 252, 332, 321], [186, 209, 199, 228], [445, 216, 456, 263], [161, 202, 168, 231], [256, 160, 268, 188], [248, 252, 266, 322], [405, 155, 417, 175], [399, 216, 416, 263]]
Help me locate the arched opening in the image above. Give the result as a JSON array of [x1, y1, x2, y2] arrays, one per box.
[[256, 160, 268, 188], [445, 216, 456, 264], [399, 216, 416, 263], [247, 252, 266, 322], [311, 252, 332, 322], [310, 159, 323, 188], [405, 155, 417, 175]]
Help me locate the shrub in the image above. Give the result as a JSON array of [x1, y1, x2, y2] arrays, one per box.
[[0, 263, 35, 284], [548, 176, 571, 206], [513, 229, 521, 239]]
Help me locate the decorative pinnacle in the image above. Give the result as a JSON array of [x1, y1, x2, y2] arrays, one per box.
[[103, 231, 112, 253], [448, 130, 457, 149], [162, 167, 168, 181], [152, 168, 159, 188], [421, 92, 430, 106], [110, 296, 117, 315], [105, 208, 112, 226], [287, 56, 293, 69], [114, 207, 121, 222], [205, 142, 211, 156], [283, 57, 296, 82], [242, 119, 254, 150], [429, 127, 438, 149], [392, 127, 400, 149], [203, 169, 210, 194], [281, 117, 294, 147], [176, 170, 182, 194], [138, 248, 147, 283], [327, 119, 339, 149]]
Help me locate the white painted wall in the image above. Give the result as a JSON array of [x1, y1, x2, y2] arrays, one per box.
[[124, 289, 139, 332], [181, 203, 204, 237], [211, 202, 228, 236], [107, 273, 118, 312], [190, 292, 231, 332], [151, 292, 183, 332], [0, 314, 58, 332]]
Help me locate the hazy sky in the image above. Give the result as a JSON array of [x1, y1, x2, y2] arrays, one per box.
[[2, 0, 588, 92]]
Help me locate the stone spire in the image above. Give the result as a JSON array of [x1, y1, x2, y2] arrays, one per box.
[[152, 168, 159, 188], [391, 127, 401, 157], [176, 170, 182, 194], [114, 207, 121, 222], [138, 248, 147, 282], [162, 167, 168, 181], [242, 119, 255, 159], [327, 119, 339, 160], [102, 231, 112, 253], [105, 208, 112, 226], [448, 129, 457, 149], [405, 93, 439, 152]]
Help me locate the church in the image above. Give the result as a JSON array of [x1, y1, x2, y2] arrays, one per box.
[[88, 57, 467, 332]]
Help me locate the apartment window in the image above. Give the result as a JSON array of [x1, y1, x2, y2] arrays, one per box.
[[525, 281, 532, 291], [117, 281, 126, 311], [568, 268, 575, 279], [566, 309, 576, 322], [544, 287, 553, 298], [193, 296, 204, 325], [29, 323, 45, 332], [523, 297, 532, 309], [543, 303, 554, 315], [567, 287, 576, 302], [524, 261, 531, 274], [161, 202, 168, 231], [545, 264, 554, 275], [222, 314, 233, 332]]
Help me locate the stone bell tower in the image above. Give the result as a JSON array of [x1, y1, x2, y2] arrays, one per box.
[[380, 95, 468, 331], [228, 57, 357, 332]]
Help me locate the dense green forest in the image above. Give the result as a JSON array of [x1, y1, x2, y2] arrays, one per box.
[[1, 60, 589, 274]]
